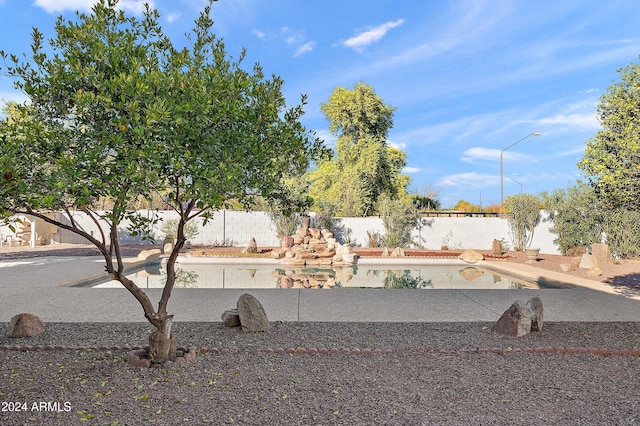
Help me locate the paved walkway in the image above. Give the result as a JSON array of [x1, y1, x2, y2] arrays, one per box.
[[1, 255, 639, 323]]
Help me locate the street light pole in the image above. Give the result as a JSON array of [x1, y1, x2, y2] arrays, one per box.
[[506, 175, 523, 193], [500, 132, 541, 206], [468, 184, 482, 212]]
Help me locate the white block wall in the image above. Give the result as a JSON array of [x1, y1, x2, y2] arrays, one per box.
[[1, 210, 561, 254]]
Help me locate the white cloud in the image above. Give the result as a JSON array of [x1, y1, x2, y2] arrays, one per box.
[[34, 0, 153, 15], [537, 112, 598, 131], [438, 172, 497, 187], [0, 90, 29, 106], [461, 147, 532, 163], [340, 18, 405, 52], [294, 41, 316, 57], [314, 129, 336, 149], [281, 27, 304, 47], [389, 141, 406, 150], [403, 166, 421, 174], [165, 11, 181, 24], [251, 29, 266, 40]]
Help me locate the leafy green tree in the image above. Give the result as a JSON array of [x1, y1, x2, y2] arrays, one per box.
[[503, 193, 542, 250], [540, 183, 601, 254], [0, 0, 322, 363], [308, 82, 409, 216], [376, 193, 420, 248], [542, 183, 640, 258], [262, 174, 312, 238], [579, 58, 640, 210]]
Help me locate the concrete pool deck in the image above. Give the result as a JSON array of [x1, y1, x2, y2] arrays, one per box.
[[1, 255, 639, 323]]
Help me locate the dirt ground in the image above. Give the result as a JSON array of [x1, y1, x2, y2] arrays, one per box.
[[2, 242, 640, 295]]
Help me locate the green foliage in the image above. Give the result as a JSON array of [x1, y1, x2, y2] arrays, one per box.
[[0, 0, 322, 334], [503, 193, 541, 250], [376, 193, 420, 248], [307, 82, 409, 216], [540, 183, 601, 254], [542, 183, 640, 258], [312, 199, 339, 234], [262, 175, 311, 238], [160, 218, 199, 242], [599, 209, 640, 258], [579, 57, 640, 211], [411, 195, 441, 210]]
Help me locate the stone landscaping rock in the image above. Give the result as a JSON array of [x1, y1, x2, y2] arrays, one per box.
[[270, 248, 287, 259], [390, 247, 406, 257], [241, 237, 258, 254], [277, 227, 358, 268], [492, 239, 503, 255], [579, 253, 596, 269], [8, 313, 45, 338], [458, 249, 484, 264], [591, 243, 612, 266], [221, 309, 241, 328], [527, 296, 544, 332], [491, 301, 531, 337], [281, 236, 294, 248], [237, 293, 270, 333]]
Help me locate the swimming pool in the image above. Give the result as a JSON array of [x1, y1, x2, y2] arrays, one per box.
[[84, 259, 570, 289]]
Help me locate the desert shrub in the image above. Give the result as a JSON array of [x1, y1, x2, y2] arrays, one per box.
[[376, 194, 421, 248], [503, 194, 542, 250]]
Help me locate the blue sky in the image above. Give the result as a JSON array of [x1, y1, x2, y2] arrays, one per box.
[[1, 0, 640, 208]]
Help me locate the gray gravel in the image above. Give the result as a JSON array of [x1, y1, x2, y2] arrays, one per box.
[[1, 322, 640, 425]]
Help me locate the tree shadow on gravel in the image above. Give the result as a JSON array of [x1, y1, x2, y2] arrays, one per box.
[[604, 273, 640, 298]]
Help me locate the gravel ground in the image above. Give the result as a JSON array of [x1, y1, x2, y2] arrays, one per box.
[[2, 245, 640, 424], [1, 322, 640, 425]]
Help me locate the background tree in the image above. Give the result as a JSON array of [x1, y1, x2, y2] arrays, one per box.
[[541, 183, 640, 258], [503, 193, 542, 250], [452, 200, 481, 212], [307, 82, 409, 216], [540, 183, 601, 255], [0, 0, 322, 363], [579, 57, 640, 210], [376, 193, 421, 248]]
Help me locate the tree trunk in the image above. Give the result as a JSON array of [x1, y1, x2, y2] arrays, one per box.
[[147, 317, 177, 363]]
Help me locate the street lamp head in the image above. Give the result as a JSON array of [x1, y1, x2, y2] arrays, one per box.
[[532, 132, 541, 136]]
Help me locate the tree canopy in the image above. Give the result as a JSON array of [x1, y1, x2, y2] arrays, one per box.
[[0, 0, 322, 362], [579, 57, 640, 210], [307, 82, 409, 216]]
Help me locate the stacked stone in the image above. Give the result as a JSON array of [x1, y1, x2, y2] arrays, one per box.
[[270, 226, 358, 267]]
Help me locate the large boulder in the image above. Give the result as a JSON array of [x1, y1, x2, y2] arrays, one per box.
[[8, 313, 45, 338], [491, 301, 531, 337], [237, 293, 270, 332], [458, 249, 484, 264]]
